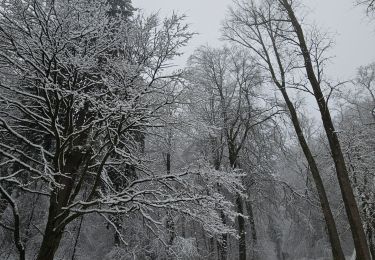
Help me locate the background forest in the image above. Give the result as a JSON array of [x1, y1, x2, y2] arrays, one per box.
[[0, 0, 375, 259]]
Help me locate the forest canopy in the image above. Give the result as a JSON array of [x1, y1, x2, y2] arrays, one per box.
[[0, 0, 374, 259]]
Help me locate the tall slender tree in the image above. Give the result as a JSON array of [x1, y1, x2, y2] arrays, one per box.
[[278, 1, 371, 258], [223, 1, 345, 259]]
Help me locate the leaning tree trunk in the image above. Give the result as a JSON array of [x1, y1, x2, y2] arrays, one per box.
[[277, 87, 345, 260], [71, 216, 84, 260], [281, 1, 371, 259], [254, 6, 345, 257]]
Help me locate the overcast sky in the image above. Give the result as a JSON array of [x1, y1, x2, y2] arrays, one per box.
[[132, 0, 375, 80]]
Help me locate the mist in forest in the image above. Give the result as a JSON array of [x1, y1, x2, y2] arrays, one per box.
[[1, 0, 375, 259]]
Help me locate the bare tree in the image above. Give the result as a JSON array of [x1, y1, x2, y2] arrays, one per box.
[[279, 1, 371, 258], [335, 63, 375, 258], [356, 63, 375, 120], [187, 46, 279, 260], [0, 1, 244, 259], [223, 1, 346, 259], [356, 0, 375, 14]]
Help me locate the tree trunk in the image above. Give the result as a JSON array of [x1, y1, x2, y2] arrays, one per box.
[[37, 147, 85, 260], [166, 213, 175, 260], [0, 185, 25, 260], [113, 215, 122, 246], [277, 87, 345, 260], [36, 207, 64, 260], [166, 152, 171, 174], [281, 1, 371, 258], [214, 140, 227, 260], [37, 230, 63, 260], [367, 226, 375, 260], [246, 200, 258, 260], [71, 217, 83, 260], [229, 147, 247, 260], [218, 210, 228, 260], [237, 194, 247, 260], [36, 185, 71, 260]]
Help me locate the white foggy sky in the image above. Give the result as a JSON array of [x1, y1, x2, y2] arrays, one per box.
[[132, 0, 375, 80]]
